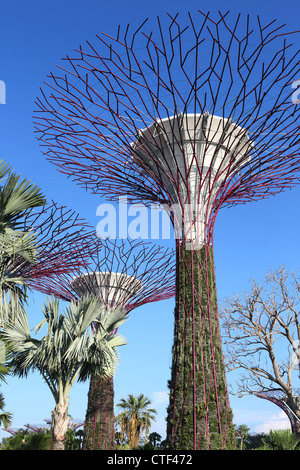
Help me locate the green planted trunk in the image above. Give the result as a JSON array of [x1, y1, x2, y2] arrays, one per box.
[[83, 375, 115, 450], [166, 244, 235, 450]]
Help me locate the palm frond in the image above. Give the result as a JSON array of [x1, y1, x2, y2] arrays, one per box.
[[0, 160, 13, 185], [2, 295, 128, 405], [0, 173, 46, 224]]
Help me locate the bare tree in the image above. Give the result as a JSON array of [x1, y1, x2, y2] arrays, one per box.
[[220, 266, 300, 423]]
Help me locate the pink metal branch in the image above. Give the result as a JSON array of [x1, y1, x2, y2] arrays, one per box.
[[46, 238, 175, 311], [34, 11, 300, 219], [6, 201, 99, 297]]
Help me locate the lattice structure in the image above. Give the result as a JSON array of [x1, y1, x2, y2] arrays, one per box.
[[255, 391, 300, 438], [24, 423, 50, 433], [6, 419, 83, 434], [43, 418, 84, 431], [1, 427, 22, 436], [34, 11, 300, 449], [4, 201, 98, 297], [48, 238, 175, 450]]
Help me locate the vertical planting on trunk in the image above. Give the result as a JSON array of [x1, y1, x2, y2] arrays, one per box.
[[166, 244, 235, 450], [83, 375, 115, 450]]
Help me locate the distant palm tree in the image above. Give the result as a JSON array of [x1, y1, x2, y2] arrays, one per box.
[[115, 394, 157, 449], [235, 424, 250, 450], [0, 391, 12, 429], [0, 337, 12, 429], [147, 431, 162, 449], [2, 295, 127, 450]]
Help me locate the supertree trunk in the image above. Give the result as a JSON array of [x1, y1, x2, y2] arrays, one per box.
[[166, 243, 235, 450], [83, 375, 115, 450]]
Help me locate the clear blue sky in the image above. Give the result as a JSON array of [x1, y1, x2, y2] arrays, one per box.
[[0, 0, 300, 442]]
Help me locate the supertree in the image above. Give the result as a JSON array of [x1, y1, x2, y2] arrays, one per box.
[[43, 418, 84, 431], [34, 11, 300, 449], [255, 391, 300, 439], [1, 427, 22, 436], [46, 238, 175, 450]]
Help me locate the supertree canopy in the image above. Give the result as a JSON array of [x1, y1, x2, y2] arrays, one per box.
[[47, 238, 175, 450], [3, 201, 98, 299], [34, 10, 300, 449]]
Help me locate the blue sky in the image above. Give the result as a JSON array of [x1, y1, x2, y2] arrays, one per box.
[[0, 0, 300, 443]]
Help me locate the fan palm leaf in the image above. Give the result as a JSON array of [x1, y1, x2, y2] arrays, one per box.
[[0, 171, 46, 231]]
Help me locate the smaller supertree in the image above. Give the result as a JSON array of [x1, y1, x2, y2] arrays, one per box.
[[24, 423, 49, 433], [1, 427, 22, 436], [255, 391, 300, 439], [49, 238, 175, 450], [23, 419, 84, 433], [44, 418, 84, 430]]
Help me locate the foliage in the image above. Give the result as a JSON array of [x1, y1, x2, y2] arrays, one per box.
[[1, 428, 52, 450], [115, 394, 157, 449], [141, 432, 162, 449], [65, 428, 84, 450], [231, 427, 300, 450], [3, 296, 127, 394], [1, 426, 84, 450], [1, 429, 30, 450], [258, 429, 300, 450]]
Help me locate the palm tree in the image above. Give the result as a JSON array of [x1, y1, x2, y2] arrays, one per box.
[[115, 394, 157, 449], [235, 424, 250, 450], [0, 392, 12, 429], [2, 295, 127, 450], [144, 431, 162, 449]]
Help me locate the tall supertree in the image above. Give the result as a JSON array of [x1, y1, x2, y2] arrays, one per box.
[[34, 11, 300, 449], [46, 238, 175, 450]]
